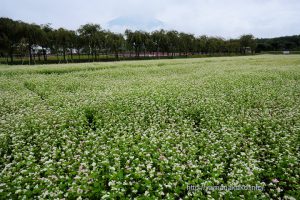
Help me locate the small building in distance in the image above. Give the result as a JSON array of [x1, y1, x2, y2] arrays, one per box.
[[283, 50, 290, 55], [241, 46, 252, 54], [31, 45, 51, 55]]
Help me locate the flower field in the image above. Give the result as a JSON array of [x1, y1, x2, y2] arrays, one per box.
[[0, 55, 299, 199]]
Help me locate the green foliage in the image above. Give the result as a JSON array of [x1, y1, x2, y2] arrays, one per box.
[[1, 17, 300, 65], [0, 55, 299, 199], [240, 34, 256, 54], [257, 35, 300, 52]]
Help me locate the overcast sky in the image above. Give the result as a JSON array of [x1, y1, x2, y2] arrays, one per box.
[[1, 0, 300, 38]]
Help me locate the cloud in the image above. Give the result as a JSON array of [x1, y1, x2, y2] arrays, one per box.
[[1, 0, 300, 38]]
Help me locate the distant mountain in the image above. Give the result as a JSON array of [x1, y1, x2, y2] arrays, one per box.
[[107, 15, 164, 32], [256, 35, 300, 52]]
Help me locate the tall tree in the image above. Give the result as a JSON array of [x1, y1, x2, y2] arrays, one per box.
[[55, 28, 71, 62], [178, 32, 195, 56], [78, 24, 102, 61], [74, 32, 83, 60], [240, 34, 256, 54], [68, 30, 77, 61], [0, 18, 21, 63], [40, 24, 53, 61], [107, 32, 124, 59], [166, 31, 179, 57], [151, 30, 167, 57], [125, 30, 145, 57], [22, 23, 44, 64], [226, 39, 240, 54]]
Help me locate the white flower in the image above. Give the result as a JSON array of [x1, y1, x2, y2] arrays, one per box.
[[146, 163, 152, 170], [272, 178, 279, 183], [108, 181, 115, 186], [15, 189, 22, 194], [77, 188, 83, 194], [102, 194, 110, 199]]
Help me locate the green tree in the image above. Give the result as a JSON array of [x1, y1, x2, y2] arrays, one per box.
[[0, 18, 22, 63], [40, 24, 53, 61], [166, 31, 179, 57], [55, 28, 72, 62], [125, 30, 145, 57], [78, 24, 102, 61], [151, 30, 168, 57], [179, 32, 195, 56], [22, 23, 44, 64], [226, 39, 240, 54], [74, 32, 84, 60], [107, 32, 124, 59], [240, 34, 256, 54]]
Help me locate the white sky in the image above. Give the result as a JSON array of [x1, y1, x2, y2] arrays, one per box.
[[1, 0, 300, 38]]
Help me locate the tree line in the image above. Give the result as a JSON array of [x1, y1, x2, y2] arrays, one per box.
[[1, 17, 291, 65], [256, 35, 300, 52]]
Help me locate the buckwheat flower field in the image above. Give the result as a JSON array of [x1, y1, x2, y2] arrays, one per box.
[[0, 55, 299, 199]]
